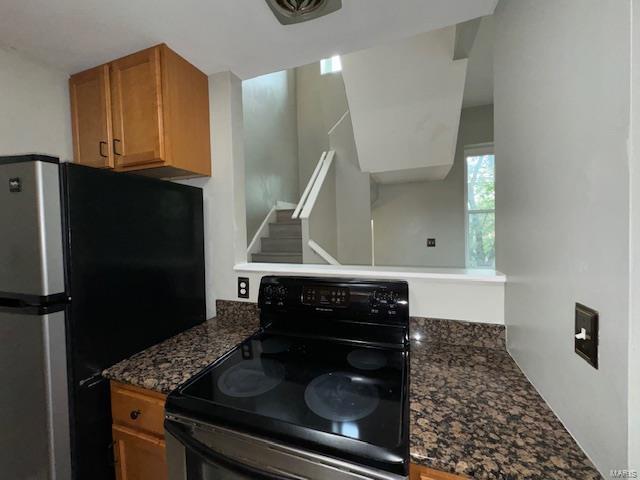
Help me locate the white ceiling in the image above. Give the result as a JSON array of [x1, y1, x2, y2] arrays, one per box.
[[0, 0, 497, 79], [462, 15, 494, 107]]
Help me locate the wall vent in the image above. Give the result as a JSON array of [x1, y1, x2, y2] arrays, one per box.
[[265, 0, 342, 25]]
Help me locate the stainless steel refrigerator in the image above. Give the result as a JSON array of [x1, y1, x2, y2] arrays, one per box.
[[0, 155, 206, 480]]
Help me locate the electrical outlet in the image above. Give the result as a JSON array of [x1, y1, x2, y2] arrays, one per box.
[[238, 277, 249, 299], [427, 238, 436, 247], [575, 303, 598, 369]]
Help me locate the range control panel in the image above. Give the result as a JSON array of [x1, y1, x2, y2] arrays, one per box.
[[302, 285, 350, 307], [370, 289, 401, 316], [258, 276, 409, 344], [261, 284, 289, 307], [258, 276, 409, 323]]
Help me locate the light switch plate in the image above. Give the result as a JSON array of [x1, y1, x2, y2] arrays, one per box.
[[575, 303, 598, 369]]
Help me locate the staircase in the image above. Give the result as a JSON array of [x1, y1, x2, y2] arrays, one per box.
[[251, 209, 303, 263]]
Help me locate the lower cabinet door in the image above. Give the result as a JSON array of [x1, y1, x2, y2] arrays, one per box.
[[113, 424, 168, 480]]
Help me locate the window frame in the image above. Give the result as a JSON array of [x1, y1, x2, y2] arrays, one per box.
[[464, 142, 495, 269], [320, 55, 342, 75]]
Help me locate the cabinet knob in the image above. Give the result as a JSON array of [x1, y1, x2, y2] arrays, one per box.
[[99, 141, 108, 158], [113, 139, 122, 156], [130, 409, 141, 420]]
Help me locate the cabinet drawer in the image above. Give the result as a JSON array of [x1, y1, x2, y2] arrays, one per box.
[[111, 381, 167, 437]]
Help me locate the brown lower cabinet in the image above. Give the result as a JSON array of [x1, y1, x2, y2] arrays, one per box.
[[110, 381, 167, 480], [109, 381, 467, 480], [112, 425, 168, 480], [410, 464, 468, 480]]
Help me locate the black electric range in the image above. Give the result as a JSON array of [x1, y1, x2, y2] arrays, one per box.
[[165, 277, 410, 480]]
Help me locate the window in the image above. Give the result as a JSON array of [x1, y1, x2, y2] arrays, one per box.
[[320, 55, 342, 75], [465, 144, 495, 269]]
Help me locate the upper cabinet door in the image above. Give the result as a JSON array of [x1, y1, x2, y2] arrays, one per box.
[[110, 47, 164, 168], [69, 65, 113, 168]]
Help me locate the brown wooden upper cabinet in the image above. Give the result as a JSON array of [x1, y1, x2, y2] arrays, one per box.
[[69, 44, 211, 179]]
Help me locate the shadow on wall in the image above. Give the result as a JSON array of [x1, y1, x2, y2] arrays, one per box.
[[243, 70, 300, 241]]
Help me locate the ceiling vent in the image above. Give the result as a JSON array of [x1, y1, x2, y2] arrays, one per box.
[[265, 0, 342, 25]]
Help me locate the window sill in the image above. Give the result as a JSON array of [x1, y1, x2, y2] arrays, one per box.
[[234, 263, 506, 284]]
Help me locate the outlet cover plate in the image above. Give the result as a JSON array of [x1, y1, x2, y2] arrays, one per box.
[[575, 303, 598, 369], [238, 277, 249, 299]]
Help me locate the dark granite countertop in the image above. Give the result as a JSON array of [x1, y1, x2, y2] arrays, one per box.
[[410, 318, 602, 480], [102, 304, 259, 393], [103, 301, 601, 480]]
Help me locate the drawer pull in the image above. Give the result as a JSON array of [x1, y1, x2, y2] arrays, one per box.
[[130, 409, 142, 420]]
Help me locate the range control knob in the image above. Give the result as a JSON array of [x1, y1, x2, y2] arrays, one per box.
[[386, 291, 398, 307], [264, 285, 274, 298], [371, 289, 398, 309], [370, 290, 382, 309], [275, 285, 288, 302]]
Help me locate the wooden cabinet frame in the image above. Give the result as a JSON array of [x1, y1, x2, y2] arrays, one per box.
[[69, 64, 114, 169], [110, 381, 168, 480], [110, 46, 165, 169], [410, 464, 468, 480], [69, 44, 211, 179]]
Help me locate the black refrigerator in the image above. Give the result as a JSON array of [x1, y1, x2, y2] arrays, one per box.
[[0, 154, 206, 480]]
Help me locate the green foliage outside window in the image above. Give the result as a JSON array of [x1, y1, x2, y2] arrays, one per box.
[[466, 154, 495, 268]]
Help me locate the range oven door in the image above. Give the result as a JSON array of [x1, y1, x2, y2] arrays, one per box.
[[165, 420, 297, 480], [164, 418, 408, 480]]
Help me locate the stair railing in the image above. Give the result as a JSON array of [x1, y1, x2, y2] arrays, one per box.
[[292, 151, 326, 219], [308, 240, 339, 265], [296, 150, 340, 265], [246, 206, 278, 258], [299, 150, 334, 219]]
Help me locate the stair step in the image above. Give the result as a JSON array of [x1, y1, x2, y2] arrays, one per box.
[[269, 222, 302, 238], [275, 218, 301, 225], [252, 252, 302, 264], [261, 237, 302, 253], [276, 209, 296, 222]]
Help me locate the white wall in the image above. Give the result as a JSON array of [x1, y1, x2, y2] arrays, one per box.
[[341, 27, 467, 183], [296, 63, 349, 192], [305, 162, 338, 261], [630, 0, 640, 470], [330, 112, 372, 265], [201, 70, 504, 326], [0, 47, 72, 160], [495, 0, 630, 474], [180, 72, 247, 318], [373, 105, 493, 267], [235, 263, 505, 324], [242, 70, 299, 240], [295, 62, 372, 265], [373, 180, 464, 267]]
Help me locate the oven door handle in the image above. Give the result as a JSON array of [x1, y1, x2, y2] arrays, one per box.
[[165, 420, 301, 480]]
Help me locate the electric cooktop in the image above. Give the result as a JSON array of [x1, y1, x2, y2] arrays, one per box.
[[166, 276, 410, 476]]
